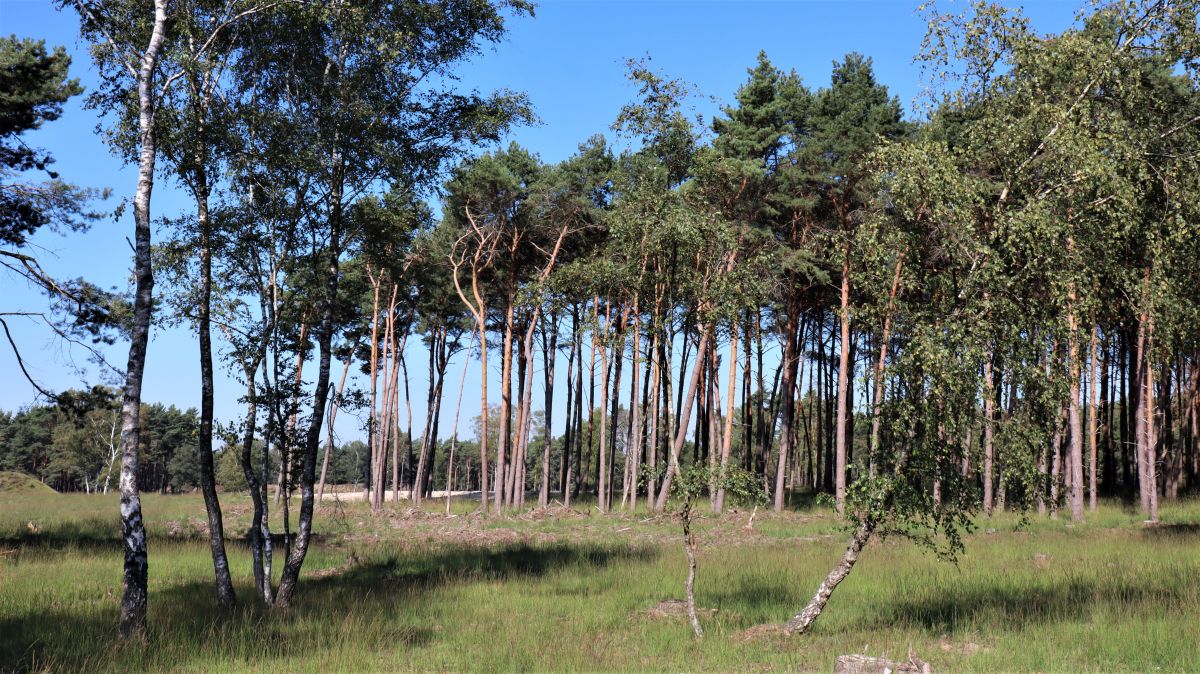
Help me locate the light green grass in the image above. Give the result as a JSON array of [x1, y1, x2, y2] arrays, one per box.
[[0, 472, 56, 495], [2, 490, 1198, 672]]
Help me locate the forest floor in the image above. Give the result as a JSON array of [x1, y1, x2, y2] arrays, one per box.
[[1, 487, 1198, 673]]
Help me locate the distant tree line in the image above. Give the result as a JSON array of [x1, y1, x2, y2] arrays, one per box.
[[0, 389, 378, 494]]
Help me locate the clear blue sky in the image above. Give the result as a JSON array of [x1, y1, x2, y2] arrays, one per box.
[[0, 0, 1081, 444]]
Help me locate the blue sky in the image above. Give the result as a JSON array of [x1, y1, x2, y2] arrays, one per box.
[[0, 0, 1081, 443]]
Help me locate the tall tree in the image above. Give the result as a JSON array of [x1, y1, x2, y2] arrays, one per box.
[[67, 0, 172, 639], [0, 35, 111, 400], [234, 0, 533, 604]]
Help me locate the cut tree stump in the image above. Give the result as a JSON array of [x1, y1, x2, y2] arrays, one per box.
[[834, 654, 931, 674]]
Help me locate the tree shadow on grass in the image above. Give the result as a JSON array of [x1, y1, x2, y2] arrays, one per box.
[[0, 528, 329, 561], [0, 541, 658, 672], [0, 517, 124, 556], [1139, 522, 1200, 539], [773, 489, 822, 512], [706, 576, 801, 618], [856, 576, 1194, 635]]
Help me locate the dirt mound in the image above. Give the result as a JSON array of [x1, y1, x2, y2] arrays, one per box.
[[644, 599, 717, 619], [733, 623, 786, 643], [0, 471, 56, 495]]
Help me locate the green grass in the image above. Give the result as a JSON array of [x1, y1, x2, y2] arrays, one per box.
[[2, 489, 1198, 672], [0, 472, 56, 496]]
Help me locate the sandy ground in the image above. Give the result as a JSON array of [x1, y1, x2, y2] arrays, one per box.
[[318, 488, 483, 502]]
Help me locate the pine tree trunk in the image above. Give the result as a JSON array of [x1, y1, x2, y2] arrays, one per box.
[[595, 299, 611, 512], [539, 313, 558, 508], [656, 329, 711, 511], [622, 314, 641, 510], [560, 310, 578, 501], [496, 287, 517, 510], [605, 309, 626, 510], [445, 332, 476, 511], [582, 312, 598, 499], [869, 253, 905, 475], [1067, 299, 1086, 521], [773, 301, 801, 511], [1087, 327, 1100, 511], [451, 235, 491, 514], [1142, 312, 1159, 522], [836, 252, 852, 513], [646, 331, 661, 505], [396, 337, 412, 503], [983, 349, 996, 516], [515, 325, 537, 508], [1136, 309, 1151, 516], [714, 325, 738, 513], [366, 276, 381, 505], [414, 330, 443, 504]]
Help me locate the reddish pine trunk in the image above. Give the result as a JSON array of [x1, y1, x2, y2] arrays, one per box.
[[655, 329, 712, 511], [834, 249, 852, 513], [1067, 298, 1085, 521], [714, 326, 738, 513], [1087, 327, 1100, 512]]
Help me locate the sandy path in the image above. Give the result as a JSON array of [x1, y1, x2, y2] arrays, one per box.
[[318, 489, 483, 503]]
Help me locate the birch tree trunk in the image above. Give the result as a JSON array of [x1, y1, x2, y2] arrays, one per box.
[[236, 357, 270, 604], [116, 0, 168, 639], [783, 520, 874, 635]]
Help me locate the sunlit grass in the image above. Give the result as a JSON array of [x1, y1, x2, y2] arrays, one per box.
[[2, 489, 1198, 672]]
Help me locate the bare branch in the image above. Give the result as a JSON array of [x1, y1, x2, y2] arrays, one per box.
[[0, 317, 58, 401]]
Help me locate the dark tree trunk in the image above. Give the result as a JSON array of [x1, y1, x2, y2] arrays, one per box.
[[238, 357, 270, 604], [274, 179, 342, 607], [196, 172, 235, 608], [539, 311, 558, 507], [983, 349, 996, 516], [655, 328, 712, 511], [773, 301, 802, 511]]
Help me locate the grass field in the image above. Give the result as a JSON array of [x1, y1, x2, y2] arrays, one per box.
[[2, 485, 1198, 672]]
